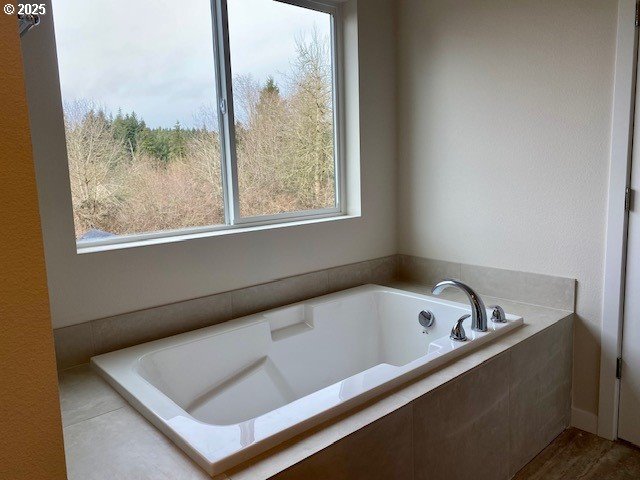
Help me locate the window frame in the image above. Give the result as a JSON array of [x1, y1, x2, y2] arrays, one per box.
[[73, 0, 346, 251]]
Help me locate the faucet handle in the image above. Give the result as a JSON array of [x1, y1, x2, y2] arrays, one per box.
[[489, 305, 507, 323], [450, 314, 469, 342]]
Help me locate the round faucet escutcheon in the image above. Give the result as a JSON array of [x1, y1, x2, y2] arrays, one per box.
[[418, 310, 435, 331]]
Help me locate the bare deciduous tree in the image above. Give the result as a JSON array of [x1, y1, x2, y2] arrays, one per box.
[[65, 100, 126, 238], [64, 32, 335, 240]]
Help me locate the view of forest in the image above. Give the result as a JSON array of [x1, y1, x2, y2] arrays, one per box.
[[65, 34, 335, 240]]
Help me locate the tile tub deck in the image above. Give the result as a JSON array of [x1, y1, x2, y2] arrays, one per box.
[[58, 282, 573, 480]]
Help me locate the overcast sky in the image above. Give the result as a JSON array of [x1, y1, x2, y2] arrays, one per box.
[[52, 0, 330, 128]]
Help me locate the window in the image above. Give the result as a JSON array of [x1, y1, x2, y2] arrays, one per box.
[[51, 0, 343, 248]]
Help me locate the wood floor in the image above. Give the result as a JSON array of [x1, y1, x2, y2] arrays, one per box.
[[514, 428, 640, 480]]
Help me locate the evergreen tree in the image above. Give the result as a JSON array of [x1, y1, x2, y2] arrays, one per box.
[[139, 127, 171, 163], [263, 76, 280, 96], [170, 121, 186, 159], [113, 111, 145, 156]]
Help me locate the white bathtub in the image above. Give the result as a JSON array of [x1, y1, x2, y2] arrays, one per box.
[[92, 284, 523, 475]]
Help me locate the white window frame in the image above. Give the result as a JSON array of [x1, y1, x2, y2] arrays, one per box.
[[74, 0, 346, 251]]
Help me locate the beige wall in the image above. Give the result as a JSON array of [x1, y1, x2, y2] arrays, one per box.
[[0, 9, 67, 479], [22, 0, 398, 328], [397, 0, 617, 427]]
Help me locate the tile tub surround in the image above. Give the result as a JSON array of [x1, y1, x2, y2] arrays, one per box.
[[53, 254, 574, 371], [59, 284, 573, 480], [398, 255, 576, 311], [53, 255, 399, 369], [91, 285, 524, 474]]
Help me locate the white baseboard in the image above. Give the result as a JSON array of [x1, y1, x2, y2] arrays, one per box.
[[571, 406, 598, 434]]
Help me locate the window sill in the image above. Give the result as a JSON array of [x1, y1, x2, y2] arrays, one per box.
[[76, 213, 359, 255]]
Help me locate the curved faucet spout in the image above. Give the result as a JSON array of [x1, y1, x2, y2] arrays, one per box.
[[431, 279, 488, 332]]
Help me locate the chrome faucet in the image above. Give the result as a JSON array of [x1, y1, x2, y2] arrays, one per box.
[[431, 279, 488, 332]]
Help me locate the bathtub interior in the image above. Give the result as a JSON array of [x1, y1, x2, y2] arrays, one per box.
[[136, 289, 471, 426]]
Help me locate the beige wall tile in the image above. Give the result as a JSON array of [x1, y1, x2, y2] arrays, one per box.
[[91, 292, 233, 354], [231, 270, 329, 318], [56, 257, 399, 363], [397, 255, 576, 311], [412, 353, 511, 480], [54, 323, 94, 369], [509, 317, 573, 476], [272, 406, 413, 480], [370, 255, 399, 285], [399, 255, 461, 286], [327, 261, 372, 292], [461, 263, 575, 311], [327, 256, 398, 293]]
